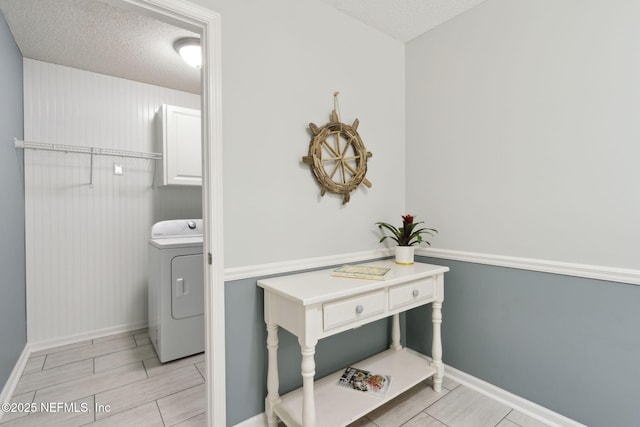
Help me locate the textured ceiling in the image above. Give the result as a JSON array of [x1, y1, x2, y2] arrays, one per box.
[[319, 0, 488, 42], [0, 0, 487, 95], [0, 0, 201, 94]]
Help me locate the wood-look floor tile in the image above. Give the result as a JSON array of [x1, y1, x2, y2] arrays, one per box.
[[93, 329, 147, 344], [95, 365, 204, 420], [0, 396, 94, 427], [367, 381, 450, 427], [156, 383, 205, 426], [94, 344, 157, 373], [195, 361, 205, 380], [402, 412, 447, 427], [43, 336, 136, 370], [171, 412, 207, 427], [505, 409, 551, 427], [22, 357, 45, 375], [425, 385, 511, 427], [496, 420, 520, 427], [0, 391, 35, 424], [346, 417, 378, 427], [442, 375, 460, 391], [30, 340, 93, 358], [425, 376, 460, 392], [34, 362, 146, 405], [14, 360, 94, 396], [87, 401, 163, 427], [142, 352, 204, 378], [134, 333, 151, 346]]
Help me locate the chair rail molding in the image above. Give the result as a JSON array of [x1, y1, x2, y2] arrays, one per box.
[[224, 247, 640, 286], [224, 248, 393, 282], [416, 247, 640, 286]]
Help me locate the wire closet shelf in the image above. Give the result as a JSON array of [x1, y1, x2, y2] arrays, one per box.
[[14, 138, 162, 160], [14, 138, 163, 187]]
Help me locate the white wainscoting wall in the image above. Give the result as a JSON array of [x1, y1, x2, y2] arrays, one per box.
[[23, 59, 201, 344]]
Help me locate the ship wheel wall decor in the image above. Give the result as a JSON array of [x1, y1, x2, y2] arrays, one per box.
[[302, 99, 372, 204]]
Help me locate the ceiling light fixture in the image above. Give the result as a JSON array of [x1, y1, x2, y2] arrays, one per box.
[[174, 37, 201, 69]]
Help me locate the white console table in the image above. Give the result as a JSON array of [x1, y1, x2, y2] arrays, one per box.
[[257, 260, 448, 427]]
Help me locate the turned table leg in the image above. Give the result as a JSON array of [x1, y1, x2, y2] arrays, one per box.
[[431, 301, 444, 392], [299, 340, 317, 426], [390, 313, 402, 351], [266, 321, 280, 427]]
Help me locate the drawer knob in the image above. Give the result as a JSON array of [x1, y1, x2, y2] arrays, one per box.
[[412, 289, 419, 297], [355, 305, 364, 314]]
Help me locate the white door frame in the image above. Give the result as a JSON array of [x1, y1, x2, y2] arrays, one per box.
[[110, 1, 225, 425]]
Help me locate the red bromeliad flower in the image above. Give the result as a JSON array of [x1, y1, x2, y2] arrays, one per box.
[[376, 215, 437, 247], [402, 215, 414, 224]]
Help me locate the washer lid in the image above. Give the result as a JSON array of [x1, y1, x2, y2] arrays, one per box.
[[150, 219, 203, 238], [149, 236, 203, 250]]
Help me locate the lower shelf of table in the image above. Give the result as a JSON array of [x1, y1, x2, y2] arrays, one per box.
[[274, 348, 437, 427]]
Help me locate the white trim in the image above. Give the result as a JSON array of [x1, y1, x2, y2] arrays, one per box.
[[230, 353, 585, 427], [0, 344, 30, 422], [224, 249, 393, 281], [224, 246, 640, 286], [417, 247, 640, 286], [27, 321, 147, 353], [233, 413, 267, 427], [442, 362, 587, 427], [111, 2, 225, 426]]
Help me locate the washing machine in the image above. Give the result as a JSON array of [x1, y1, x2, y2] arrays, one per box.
[[148, 219, 204, 363]]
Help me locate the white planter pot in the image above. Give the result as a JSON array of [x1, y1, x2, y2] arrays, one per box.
[[394, 246, 415, 265]]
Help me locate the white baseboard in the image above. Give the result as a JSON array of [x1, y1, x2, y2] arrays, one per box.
[[27, 321, 148, 353], [233, 412, 267, 427], [232, 352, 585, 427], [442, 363, 586, 427], [1, 322, 147, 422], [0, 343, 31, 423]]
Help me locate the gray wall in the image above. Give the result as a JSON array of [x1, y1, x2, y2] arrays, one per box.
[[407, 257, 640, 427], [224, 270, 398, 426], [0, 12, 26, 390]]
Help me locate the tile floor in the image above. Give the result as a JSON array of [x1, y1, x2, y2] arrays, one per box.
[[0, 329, 550, 427]]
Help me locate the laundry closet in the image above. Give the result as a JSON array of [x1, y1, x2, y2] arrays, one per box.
[[22, 59, 202, 345]]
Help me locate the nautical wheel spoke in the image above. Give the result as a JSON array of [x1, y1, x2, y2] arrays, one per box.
[[342, 159, 359, 177], [342, 155, 360, 162], [322, 139, 340, 158], [334, 131, 341, 155], [327, 160, 341, 180], [341, 136, 355, 155], [321, 156, 341, 162], [340, 160, 347, 183]]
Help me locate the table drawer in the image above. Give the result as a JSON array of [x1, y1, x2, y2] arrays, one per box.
[[389, 278, 435, 310], [323, 291, 385, 331]]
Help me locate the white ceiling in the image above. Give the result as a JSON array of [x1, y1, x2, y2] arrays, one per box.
[[0, 0, 486, 95], [319, 0, 488, 42]]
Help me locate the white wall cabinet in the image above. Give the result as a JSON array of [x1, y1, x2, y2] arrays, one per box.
[[157, 104, 202, 186]]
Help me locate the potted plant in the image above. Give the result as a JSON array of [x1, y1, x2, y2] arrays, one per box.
[[376, 215, 437, 265]]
